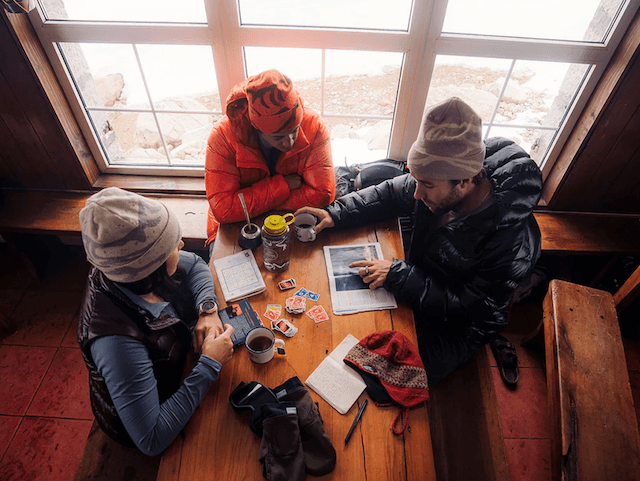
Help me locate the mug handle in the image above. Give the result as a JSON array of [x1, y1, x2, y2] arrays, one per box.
[[274, 338, 286, 355]]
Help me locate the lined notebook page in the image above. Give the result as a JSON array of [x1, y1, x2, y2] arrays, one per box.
[[305, 334, 366, 414]]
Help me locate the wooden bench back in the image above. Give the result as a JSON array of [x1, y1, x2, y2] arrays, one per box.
[[543, 279, 640, 481]]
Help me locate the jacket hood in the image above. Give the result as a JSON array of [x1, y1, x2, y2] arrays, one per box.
[[224, 79, 305, 143], [484, 137, 542, 229]]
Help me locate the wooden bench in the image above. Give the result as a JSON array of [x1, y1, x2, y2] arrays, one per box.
[[542, 279, 640, 481]]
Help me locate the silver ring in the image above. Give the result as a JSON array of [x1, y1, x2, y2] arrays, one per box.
[[365, 266, 369, 276]]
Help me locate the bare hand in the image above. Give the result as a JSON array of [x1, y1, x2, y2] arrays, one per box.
[[284, 174, 303, 191], [192, 312, 224, 354], [349, 259, 393, 289], [201, 324, 235, 365], [294, 206, 334, 233]]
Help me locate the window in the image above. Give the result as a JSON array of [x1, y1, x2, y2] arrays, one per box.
[[28, 0, 639, 179]]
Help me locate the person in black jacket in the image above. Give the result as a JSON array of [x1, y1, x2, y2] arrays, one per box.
[[296, 97, 542, 385]]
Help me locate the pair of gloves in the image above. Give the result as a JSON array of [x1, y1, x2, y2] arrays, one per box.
[[230, 376, 336, 481]]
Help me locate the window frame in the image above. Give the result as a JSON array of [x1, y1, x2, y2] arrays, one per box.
[[26, 0, 640, 182]]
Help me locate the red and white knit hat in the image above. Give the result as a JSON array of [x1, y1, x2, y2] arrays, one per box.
[[344, 330, 429, 434]]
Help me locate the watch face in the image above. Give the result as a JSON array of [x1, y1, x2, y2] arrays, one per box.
[[201, 301, 216, 312]]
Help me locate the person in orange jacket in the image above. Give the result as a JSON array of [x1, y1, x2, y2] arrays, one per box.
[[205, 69, 335, 248]]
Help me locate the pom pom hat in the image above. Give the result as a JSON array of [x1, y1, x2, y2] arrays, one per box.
[[79, 187, 182, 283], [408, 97, 485, 180], [245, 69, 303, 134], [344, 330, 429, 434]]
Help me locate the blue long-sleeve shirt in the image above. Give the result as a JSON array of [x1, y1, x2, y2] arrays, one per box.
[[90, 251, 222, 456]]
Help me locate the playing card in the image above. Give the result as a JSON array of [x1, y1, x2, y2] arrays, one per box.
[[294, 287, 308, 298], [278, 278, 296, 290], [271, 318, 298, 337], [306, 305, 324, 319], [305, 290, 320, 301], [264, 304, 281, 322], [313, 309, 330, 323]]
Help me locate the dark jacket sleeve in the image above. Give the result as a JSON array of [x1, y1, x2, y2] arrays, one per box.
[[326, 173, 416, 229]]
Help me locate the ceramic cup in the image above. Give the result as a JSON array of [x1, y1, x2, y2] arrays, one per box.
[[294, 213, 317, 243], [245, 326, 285, 364]]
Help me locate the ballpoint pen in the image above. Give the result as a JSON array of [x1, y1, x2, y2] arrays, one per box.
[[344, 398, 368, 446]]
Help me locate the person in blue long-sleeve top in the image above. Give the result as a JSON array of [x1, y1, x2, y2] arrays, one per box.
[[78, 187, 235, 456]]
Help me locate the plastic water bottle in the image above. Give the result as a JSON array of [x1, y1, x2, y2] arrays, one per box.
[[261, 213, 294, 272]]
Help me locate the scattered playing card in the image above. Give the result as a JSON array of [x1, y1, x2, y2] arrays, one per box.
[[294, 287, 308, 298], [305, 290, 320, 301], [278, 278, 296, 290], [285, 295, 306, 314], [313, 308, 330, 323], [306, 305, 324, 319], [271, 318, 298, 337], [264, 304, 281, 322]]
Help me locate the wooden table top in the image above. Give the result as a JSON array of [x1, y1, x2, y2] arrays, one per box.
[[156, 216, 436, 481]]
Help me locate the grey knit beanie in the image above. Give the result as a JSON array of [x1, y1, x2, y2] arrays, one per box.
[[79, 187, 182, 283], [408, 97, 485, 180]]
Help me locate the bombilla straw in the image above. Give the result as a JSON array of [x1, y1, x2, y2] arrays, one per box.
[[238, 193, 251, 226]]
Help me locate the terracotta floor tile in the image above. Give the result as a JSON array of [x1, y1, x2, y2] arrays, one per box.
[[0, 250, 36, 290], [61, 315, 79, 349], [623, 337, 640, 371], [505, 438, 552, 481], [2, 290, 81, 347], [0, 416, 21, 460], [0, 345, 56, 415], [493, 303, 545, 369], [0, 417, 92, 481], [33, 253, 90, 293], [0, 290, 28, 326], [493, 366, 550, 439], [28, 348, 92, 420]]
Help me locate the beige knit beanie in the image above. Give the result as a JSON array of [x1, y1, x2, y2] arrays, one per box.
[[407, 97, 485, 180], [79, 187, 182, 283]]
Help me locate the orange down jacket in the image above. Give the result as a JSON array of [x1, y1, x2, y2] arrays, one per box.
[[205, 82, 335, 244]]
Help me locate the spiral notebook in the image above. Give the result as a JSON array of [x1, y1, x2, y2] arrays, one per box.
[[213, 249, 266, 302]]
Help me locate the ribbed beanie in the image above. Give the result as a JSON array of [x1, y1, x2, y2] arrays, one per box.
[[408, 97, 485, 180], [79, 187, 181, 283]]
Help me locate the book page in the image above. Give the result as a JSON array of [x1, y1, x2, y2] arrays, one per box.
[[213, 249, 266, 302], [305, 334, 366, 414]]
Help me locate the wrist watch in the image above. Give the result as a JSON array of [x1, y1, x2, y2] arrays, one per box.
[[198, 300, 218, 316]]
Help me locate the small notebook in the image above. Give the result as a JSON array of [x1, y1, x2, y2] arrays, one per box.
[[213, 249, 266, 302], [305, 334, 366, 414], [217, 298, 263, 347]]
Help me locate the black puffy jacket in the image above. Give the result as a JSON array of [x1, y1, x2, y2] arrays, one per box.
[[326, 137, 542, 344]]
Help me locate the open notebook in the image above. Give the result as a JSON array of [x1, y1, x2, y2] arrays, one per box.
[[305, 334, 366, 414]]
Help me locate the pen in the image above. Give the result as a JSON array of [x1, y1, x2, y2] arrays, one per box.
[[344, 398, 368, 446]]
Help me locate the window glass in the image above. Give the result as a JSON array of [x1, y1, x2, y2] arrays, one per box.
[[245, 47, 402, 164], [238, 0, 413, 31], [40, 0, 207, 23], [429, 55, 590, 165], [442, 0, 624, 43], [60, 43, 219, 167]]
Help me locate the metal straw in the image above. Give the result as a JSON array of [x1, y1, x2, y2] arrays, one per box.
[[238, 193, 251, 226]]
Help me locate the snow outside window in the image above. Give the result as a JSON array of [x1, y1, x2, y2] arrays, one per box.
[[28, 0, 639, 178]]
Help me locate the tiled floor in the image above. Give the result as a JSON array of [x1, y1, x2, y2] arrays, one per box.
[[1, 242, 640, 481]]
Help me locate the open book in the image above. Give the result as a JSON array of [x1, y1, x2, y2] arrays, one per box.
[[213, 249, 266, 303], [305, 334, 366, 414]]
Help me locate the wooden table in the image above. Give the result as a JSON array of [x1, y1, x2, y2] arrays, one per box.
[[156, 216, 436, 481]]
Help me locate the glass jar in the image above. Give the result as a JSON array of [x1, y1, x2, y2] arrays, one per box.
[[261, 213, 294, 272]]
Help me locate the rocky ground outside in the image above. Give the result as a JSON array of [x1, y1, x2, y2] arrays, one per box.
[[98, 64, 550, 166]]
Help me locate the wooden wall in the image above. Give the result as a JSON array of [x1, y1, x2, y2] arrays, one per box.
[[0, 10, 97, 191], [0, 8, 639, 213], [545, 6, 640, 214]]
